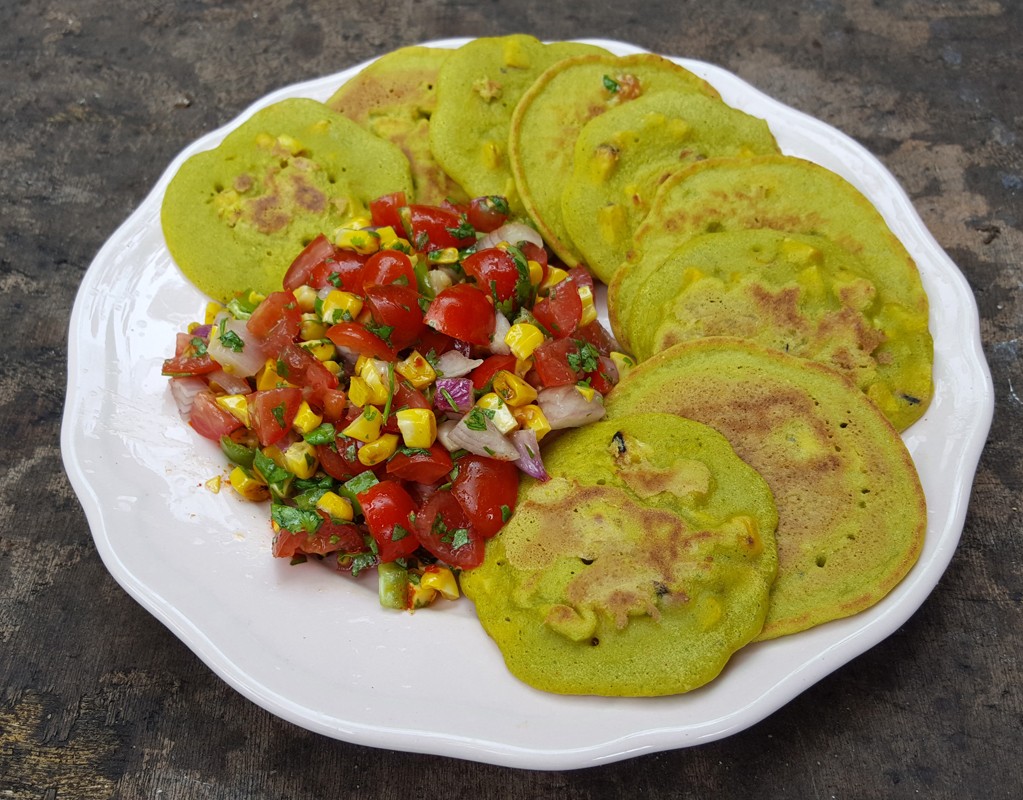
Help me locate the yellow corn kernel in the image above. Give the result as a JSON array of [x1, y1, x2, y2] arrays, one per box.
[[577, 284, 598, 327], [514, 357, 533, 377], [301, 338, 337, 362], [481, 140, 502, 169], [395, 350, 436, 389], [293, 284, 318, 313], [334, 227, 381, 255], [316, 490, 354, 522], [358, 432, 399, 466], [215, 394, 250, 427], [511, 404, 552, 442], [358, 361, 392, 405], [540, 266, 569, 292], [282, 440, 319, 479], [609, 351, 636, 379], [420, 566, 460, 600], [229, 466, 269, 501], [395, 408, 438, 449], [299, 314, 329, 342], [505, 323, 545, 360], [291, 401, 323, 435], [343, 405, 383, 443], [476, 393, 519, 434], [428, 247, 461, 265], [204, 475, 222, 493], [374, 225, 402, 249], [527, 259, 544, 286], [323, 359, 341, 376], [503, 37, 531, 68], [408, 582, 438, 610], [275, 134, 304, 155], [204, 301, 225, 325], [255, 358, 295, 390], [347, 376, 373, 409], [576, 384, 597, 403], [320, 289, 363, 325], [491, 370, 538, 407]]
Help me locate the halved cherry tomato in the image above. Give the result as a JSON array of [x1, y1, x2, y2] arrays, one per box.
[[520, 241, 548, 271], [364, 283, 424, 351], [315, 250, 367, 293], [272, 514, 366, 558], [470, 354, 517, 391], [532, 337, 580, 387], [276, 342, 339, 404], [249, 386, 303, 446], [406, 205, 475, 251], [162, 333, 217, 376], [575, 319, 619, 356], [369, 191, 408, 231], [461, 248, 521, 302], [413, 490, 484, 569], [464, 196, 510, 233], [450, 455, 519, 538], [414, 327, 455, 359], [282, 234, 337, 291], [326, 321, 396, 360], [532, 278, 582, 339], [423, 284, 495, 346], [386, 443, 453, 484], [361, 250, 417, 290], [358, 480, 420, 562], [246, 291, 302, 339], [189, 390, 243, 440], [317, 434, 373, 481]]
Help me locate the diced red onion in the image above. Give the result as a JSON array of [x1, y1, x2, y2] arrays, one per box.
[[207, 317, 266, 377], [435, 349, 483, 378], [444, 411, 520, 461], [476, 221, 545, 251], [537, 385, 606, 430], [168, 376, 208, 418], [510, 428, 549, 481], [434, 377, 475, 416]]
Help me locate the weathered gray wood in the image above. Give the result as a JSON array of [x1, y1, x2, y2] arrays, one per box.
[[2, 2, 1020, 797]]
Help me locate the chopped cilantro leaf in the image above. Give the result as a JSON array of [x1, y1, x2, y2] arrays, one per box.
[[219, 329, 245, 352], [464, 407, 488, 431], [303, 423, 336, 445], [271, 504, 322, 534]]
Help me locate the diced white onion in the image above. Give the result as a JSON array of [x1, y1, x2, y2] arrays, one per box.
[[444, 411, 520, 461], [489, 311, 511, 355], [476, 221, 544, 251], [537, 385, 606, 430], [435, 349, 483, 378], [206, 318, 266, 377]]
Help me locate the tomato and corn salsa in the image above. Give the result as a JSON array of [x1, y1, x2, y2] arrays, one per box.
[[163, 192, 634, 610]]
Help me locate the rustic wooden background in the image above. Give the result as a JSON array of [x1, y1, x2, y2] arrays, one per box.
[[2, 0, 1020, 797]]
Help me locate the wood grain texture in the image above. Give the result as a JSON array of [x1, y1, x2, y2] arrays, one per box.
[[1, 0, 1020, 797]]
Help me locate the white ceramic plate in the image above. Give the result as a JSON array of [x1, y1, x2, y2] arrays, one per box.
[[62, 38, 993, 770]]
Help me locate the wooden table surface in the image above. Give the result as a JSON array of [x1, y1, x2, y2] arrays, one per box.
[[4, 1, 1021, 797]]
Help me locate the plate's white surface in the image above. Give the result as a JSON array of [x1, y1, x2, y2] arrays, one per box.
[[61, 38, 994, 770]]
